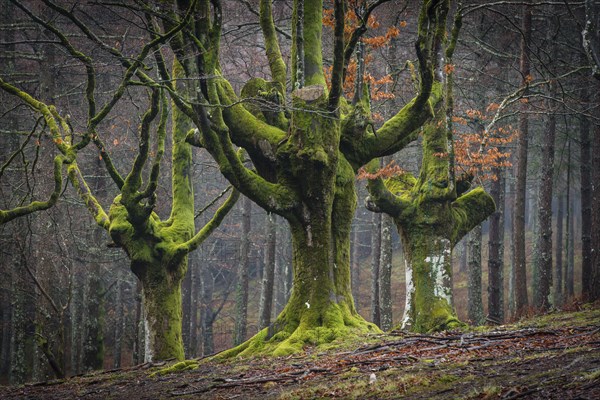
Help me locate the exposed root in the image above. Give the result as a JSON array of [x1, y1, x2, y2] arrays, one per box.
[[216, 313, 379, 359]]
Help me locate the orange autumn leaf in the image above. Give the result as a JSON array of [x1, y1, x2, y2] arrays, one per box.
[[357, 160, 406, 180]]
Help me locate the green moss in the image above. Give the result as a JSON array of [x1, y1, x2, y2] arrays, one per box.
[[301, 0, 326, 87], [150, 359, 199, 377]]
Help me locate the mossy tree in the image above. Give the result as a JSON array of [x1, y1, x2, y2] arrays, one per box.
[[0, 1, 239, 361], [150, 0, 446, 356], [364, 9, 496, 333]]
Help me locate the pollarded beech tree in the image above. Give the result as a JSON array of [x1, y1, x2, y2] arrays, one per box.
[[1, 0, 241, 361], [0, 78, 239, 362], [364, 10, 496, 333], [152, 0, 446, 356]]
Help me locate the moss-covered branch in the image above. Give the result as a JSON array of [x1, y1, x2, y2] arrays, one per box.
[[451, 187, 495, 245], [122, 89, 160, 201], [259, 0, 287, 91], [0, 154, 65, 225], [201, 116, 298, 216], [340, 0, 448, 167], [328, 0, 345, 110], [217, 80, 287, 151], [138, 92, 168, 201], [300, 0, 326, 87], [67, 163, 110, 230], [173, 186, 240, 260]]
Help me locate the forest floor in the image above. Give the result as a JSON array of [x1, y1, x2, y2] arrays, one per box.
[[2, 305, 600, 399]]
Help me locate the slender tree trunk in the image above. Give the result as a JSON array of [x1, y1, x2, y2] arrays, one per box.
[[70, 271, 82, 375], [133, 282, 144, 365], [580, 90, 592, 300], [259, 214, 277, 329], [565, 145, 575, 299], [82, 265, 105, 372], [512, 4, 532, 317], [234, 196, 252, 345], [274, 221, 290, 315], [566, 185, 575, 299], [371, 213, 382, 327], [182, 263, 192, 356], [379, 213, 393, 331], [507, 169, 516, 317], [0, 283, 10, 378], [188, 261, 199, 358], [199, 252, 215, 356], [534, 104, 556, 311], [590, 121, 600, 301], [530, 172, 540, 304], [467, 225, 484, 325], [351, 224, 361, 309], [113, 274, 123, 368], [554, 194, 564, 306], [487, 170, 505, 324]]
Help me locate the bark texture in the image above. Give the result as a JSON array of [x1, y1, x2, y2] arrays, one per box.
[[467, 225, 484, 325], [366, 118, 495, 332], [487, 170, 505, 324], [512, 4, 532, 317]]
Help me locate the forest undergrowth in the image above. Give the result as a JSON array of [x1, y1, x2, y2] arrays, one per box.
[[2, 304, 599, 399]]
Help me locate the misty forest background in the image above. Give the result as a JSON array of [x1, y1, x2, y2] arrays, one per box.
[[1, 0, 599, 385]]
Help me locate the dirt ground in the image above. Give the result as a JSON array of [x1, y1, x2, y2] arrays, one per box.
[[2, 306, 599, 399]]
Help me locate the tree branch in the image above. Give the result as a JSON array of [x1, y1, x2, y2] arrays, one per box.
[[174, 186, 240, 259], [451, 187, 495, 245], [260, 0, 287, 90]]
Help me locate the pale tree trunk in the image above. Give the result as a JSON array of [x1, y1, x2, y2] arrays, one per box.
[[351, 224, 361, 308], [459, 239, 468, 273], [234, 196, 252, 346], [487, 170, 505, 324], [467, 225, 484, 326], [512, 4, 532, 317], [379, 213, 393, 331], [259, 213, 277, 329], [401, 236, 458, 332], [274, 220, 291, 315], [371, 213, 382, 327]]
